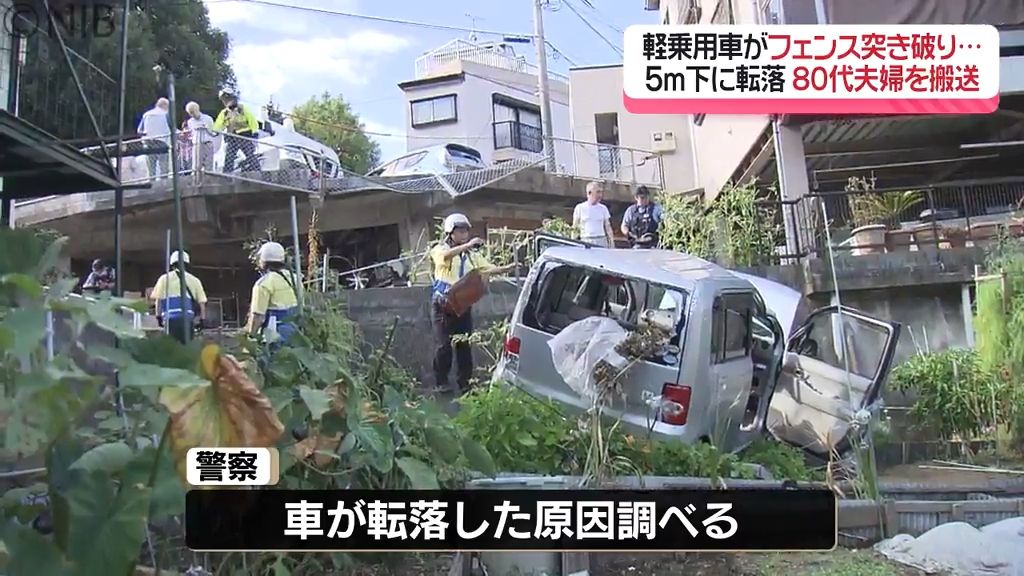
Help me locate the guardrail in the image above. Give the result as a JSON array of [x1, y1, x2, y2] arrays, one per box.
[[750, 177, 1024, 265], [552, 137, 664, 189]]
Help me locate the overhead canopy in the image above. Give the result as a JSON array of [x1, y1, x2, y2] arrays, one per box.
[[0, 110, 120, 199], [739, 93, 1024, 193]]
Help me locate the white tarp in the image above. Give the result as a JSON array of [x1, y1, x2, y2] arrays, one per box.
[[547, 316, 628, 405], [875, 518, 1024, 576]]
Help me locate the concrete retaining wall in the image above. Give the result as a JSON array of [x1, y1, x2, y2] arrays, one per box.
[[340, 282, 522, 385], [345, 250, 980, 386]]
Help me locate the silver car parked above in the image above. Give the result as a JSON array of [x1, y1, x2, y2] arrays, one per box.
[[493, 233, 902, 459]]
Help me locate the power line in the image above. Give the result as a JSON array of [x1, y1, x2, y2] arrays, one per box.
[[577, 1, 624, 33], [229, 0, 532, 37], [560, 0, 623, 56], [226, 0, 582, 67]]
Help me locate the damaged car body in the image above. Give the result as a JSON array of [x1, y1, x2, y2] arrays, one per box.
[[493, 233, 902, 460]]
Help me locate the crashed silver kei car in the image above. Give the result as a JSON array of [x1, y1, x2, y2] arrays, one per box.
[[493, 234, 902, 460]]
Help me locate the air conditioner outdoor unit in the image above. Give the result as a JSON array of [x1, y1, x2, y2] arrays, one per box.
[[651, 131, 677, 153], [644, 0, 659, 10]]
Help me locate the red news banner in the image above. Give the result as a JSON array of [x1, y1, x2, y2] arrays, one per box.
[[622, 25, 1002, 115]]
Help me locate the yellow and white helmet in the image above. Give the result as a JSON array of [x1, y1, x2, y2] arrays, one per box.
[[443, 213, 471, 234], [257, 241, 286, 264], [169, 250, 190, 265]]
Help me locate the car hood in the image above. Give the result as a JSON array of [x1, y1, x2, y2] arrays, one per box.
[[732, 271, 803, 341]]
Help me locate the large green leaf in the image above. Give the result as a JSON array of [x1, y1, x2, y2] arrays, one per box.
[[122, 335, 202, 370], [298, 386, 331, 421], [82, 300, 141, 340], [395, 457, 439, 489], [35, 235, 68, 279], [352, 423, 394, 474], [1, 307, 48, 361], [0, 273, 44, 299], [69, 443, 133, 475], [2, 520, 71, 576], [117, 363, 207, 389], [3, 374, 99, 460], [121, 446, 185, 520], [62, 470, 151, 576], [461, 437, 497, 478], [289, 347, 339, 385], [423, 427, 460, 464]]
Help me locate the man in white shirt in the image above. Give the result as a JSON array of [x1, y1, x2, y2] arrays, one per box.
[[184, 101, 217, 171], [572, 181, 615, 247], [137, 98, 171, 179]]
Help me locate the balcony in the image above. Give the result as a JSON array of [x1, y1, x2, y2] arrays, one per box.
[[414, 39, 569, 83], [493, 120, 544, 154], [1, 8, 120, 203]]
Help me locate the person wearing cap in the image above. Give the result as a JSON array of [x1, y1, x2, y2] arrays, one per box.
[[621, 185, 664, 249], [430, 213, 516, 393], [151, 251, 207, 344], [82, 259, 115, 294], [246, 241, 299, 345], [212, 88, 261, 173]]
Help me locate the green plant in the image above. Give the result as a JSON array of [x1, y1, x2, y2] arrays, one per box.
[[714, 182, 780, 267], [658, 183, 779, 267], [454, 382, 574, 474], [846, 177, 923, 229], [739, 439, 818, 482], [451, 319, 508, 379], [0, 228, 218, 576], [539, 216, 575, 239], [975, 238, 1024, 450], [889, 348, 1010, 441], [658, 192, 716, 259], [453, 384, 815, 483]]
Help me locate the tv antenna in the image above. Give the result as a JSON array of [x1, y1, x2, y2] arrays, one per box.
[[466, 13, 484, 42]]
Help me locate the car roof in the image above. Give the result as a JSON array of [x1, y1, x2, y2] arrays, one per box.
[[540, 247, 751, 292]]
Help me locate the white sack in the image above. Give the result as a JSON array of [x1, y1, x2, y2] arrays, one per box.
[[548, 316, 628, 405]]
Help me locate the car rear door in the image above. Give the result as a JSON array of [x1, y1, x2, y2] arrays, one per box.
[[765, 305, 901, 459]]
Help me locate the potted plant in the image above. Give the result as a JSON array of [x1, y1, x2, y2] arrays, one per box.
[[874, 190, 924, 252], [944, 226, 968, 249], [847, 177, 887, 255]]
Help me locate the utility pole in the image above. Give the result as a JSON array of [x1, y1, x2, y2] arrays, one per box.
[[533, 0, 556, 172]]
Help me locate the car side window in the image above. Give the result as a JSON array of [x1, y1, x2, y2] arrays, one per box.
[[711, 292, 753, 364]]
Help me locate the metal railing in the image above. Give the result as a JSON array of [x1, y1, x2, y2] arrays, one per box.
[[493, 120, 544, 154], [754, 177, 1024, 265], [14, 17, 120, 145], [414, 39, 569, 83], [554, 137, 664, 188]]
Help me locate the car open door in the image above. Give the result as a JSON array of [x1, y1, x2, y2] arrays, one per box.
[[765, 304, 901, 459]]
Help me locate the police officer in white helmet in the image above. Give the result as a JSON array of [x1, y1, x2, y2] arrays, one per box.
[[429, 213, 516, 393], [150, 250, 208, 343], [246, 241, 299, 345]]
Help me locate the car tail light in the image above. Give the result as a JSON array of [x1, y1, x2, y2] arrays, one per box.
[[504, 335, 521, 356], [660, 383, 691, 426]]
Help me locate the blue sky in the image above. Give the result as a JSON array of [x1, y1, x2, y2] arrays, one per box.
[[202, 0, 655, 163]]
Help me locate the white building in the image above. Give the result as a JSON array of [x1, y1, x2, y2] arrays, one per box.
[[398, 39, 575, 171], [569, 64, 696, 192]]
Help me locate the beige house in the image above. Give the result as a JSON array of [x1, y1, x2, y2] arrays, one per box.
[[644, 0, 1024, 259], [568, 64, 697, 193]]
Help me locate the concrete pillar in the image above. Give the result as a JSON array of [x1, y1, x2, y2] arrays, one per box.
[[961, 283, 976, 348], [399, 215, 433, 284], [772, 120, 814, 258]]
